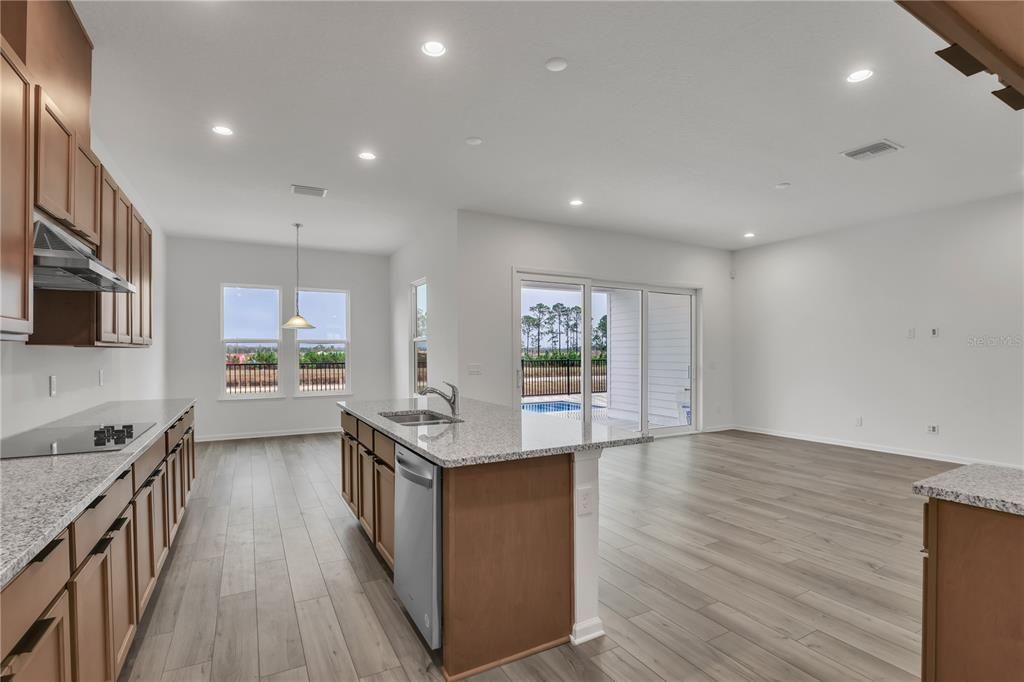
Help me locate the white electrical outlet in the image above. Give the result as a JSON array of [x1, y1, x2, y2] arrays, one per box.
[[907, 327, 916, 339], [930, 328, 939, 337], [927, 425, 939, 434], [49, 375, 57, 397], [855, 416, 863, 427], [468, 363, 481, 376], [577, 485, 595, 516]]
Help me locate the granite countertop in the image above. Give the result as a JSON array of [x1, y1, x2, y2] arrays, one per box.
[[913, 464, 1024, 516], [339, 396, 652, 468], [0, 399, 195, 589]]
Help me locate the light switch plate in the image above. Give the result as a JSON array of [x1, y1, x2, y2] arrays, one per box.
[[577, 485, 595, 515], [468, 363, 481, 376], [49, 375, 57, 397]]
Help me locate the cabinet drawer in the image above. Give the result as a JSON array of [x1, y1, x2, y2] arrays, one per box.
[[0, 589, 72, 682], [132, 439, 165, 492], [0, 530, 71, 659], [164, 407, 194, 454], [341, 412, 357, 437], [373, 432, 395, 469], [70, 469, 132, 568], [357, 419, 374, 450]]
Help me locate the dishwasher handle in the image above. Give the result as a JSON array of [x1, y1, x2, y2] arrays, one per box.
[[396, 452, 435, 489]]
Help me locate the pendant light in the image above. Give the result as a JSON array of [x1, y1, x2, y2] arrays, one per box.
[[283, 223, 315, 329]]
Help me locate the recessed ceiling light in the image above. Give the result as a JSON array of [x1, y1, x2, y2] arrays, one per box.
[[846, 69, 873, 83], [545, 57, 568, 72], [775, 182, 792, 189], [744, 232, 756, 238], [358, 151, 377, 161], [211, 125, 233, 136], [569, 198, 584, 207], [465, 136, 483, 146], [421, 41, 446, 57]]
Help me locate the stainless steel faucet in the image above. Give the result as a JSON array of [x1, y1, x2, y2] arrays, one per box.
[[418, 381, 460, 416]]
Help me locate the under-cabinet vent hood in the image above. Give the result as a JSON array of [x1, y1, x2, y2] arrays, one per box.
[[33, 215, 136, 294]]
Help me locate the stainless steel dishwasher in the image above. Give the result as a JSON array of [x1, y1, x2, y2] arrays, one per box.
[[394, 444, 442, 649]]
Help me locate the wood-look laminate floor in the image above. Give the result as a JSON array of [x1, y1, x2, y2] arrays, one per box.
[[119, 430, 954, 682]]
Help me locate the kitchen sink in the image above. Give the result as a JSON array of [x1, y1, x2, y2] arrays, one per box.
[[380, 410, 462, 426]]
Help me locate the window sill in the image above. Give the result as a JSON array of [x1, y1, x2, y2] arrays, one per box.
[[218, 393, 287, 402], [293, 390, 353, 399]]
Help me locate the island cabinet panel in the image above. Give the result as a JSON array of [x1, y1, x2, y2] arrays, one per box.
[[0, 530, 71, 660], [166, 448, 182, 543], [108, 514, 136, 678], [0, 589, 73, 682], [34, 86, 74, 225], [442, 454, 573, 679], [68, 542, 115, 682], [151, 464, 169, 574], [132, 479, 158, 616], [1, 36, 34, 337], [69, 468, 131, 569], [374, 461, 395, 569], [72, 144, 99, 245], [923, 500, 1024, 681], [358, 445, 376, 538], [340, 433, 356, 512]]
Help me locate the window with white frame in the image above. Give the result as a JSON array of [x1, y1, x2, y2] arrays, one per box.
[[222, 285, 281, 395], [412, 280, 427, 393], [295, 289, 350, 393]]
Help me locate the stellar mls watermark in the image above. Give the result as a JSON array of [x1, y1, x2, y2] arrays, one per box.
[[967, 335, 1023, 347]]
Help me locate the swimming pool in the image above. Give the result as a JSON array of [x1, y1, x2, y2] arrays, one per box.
[[521, 401, 581, 413]]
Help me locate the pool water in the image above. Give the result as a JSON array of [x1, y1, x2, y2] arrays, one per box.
[[522, 401, 581, 413]]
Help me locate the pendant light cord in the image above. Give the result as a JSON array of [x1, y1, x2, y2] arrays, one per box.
[[294, 223, 301, 314]]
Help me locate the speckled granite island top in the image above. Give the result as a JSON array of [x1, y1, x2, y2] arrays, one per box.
[[339, 396, 652, 468], [0, 399, 195, 589], [913, 464, 1024, 516]]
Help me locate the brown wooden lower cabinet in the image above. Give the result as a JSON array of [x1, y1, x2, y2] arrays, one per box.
[[374, 461, 395, 569], [166, 448, 181, 543], [340, 435, 355, 511], [922, 499, 1024, 681], [69, 542, 114, 682], [358, 445, 375, 538], [108, 515, 136, 677], [0, 590, 73, 682], [151, 464, 169, 574], [132, 479, 158, 616]]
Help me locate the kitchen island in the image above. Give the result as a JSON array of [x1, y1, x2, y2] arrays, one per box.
[[338, 396, 651, 681], [913, 464, 1024, 682]]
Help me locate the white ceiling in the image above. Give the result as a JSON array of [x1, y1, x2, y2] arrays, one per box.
[[76, 1, 1023, 254]]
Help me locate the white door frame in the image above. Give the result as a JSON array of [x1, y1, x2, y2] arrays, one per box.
[[512, 268, 701, 436]]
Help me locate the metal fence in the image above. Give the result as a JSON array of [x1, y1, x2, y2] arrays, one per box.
[[415, 352, 428, 392], [521, 358, 607, 397], [225, 362, 347, 394]]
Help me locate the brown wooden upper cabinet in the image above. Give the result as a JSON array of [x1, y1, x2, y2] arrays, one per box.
[[139, 221, 152, 344], [114, 190, 131, 344], [1, 36, 34, 337], [129, 209, 143, 345], [72, 143, 100, 245], [97, 169, 119, 343], [34, 86, 74, 224]]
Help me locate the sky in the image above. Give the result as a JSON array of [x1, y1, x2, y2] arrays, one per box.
[[223, 287, 347, 340]]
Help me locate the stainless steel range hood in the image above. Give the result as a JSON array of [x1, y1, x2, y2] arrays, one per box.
[[33, 214, 136, 294]]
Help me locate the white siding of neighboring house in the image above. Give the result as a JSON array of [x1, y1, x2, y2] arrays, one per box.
[[647, 293, 692, 426], [606, 290, 641, 422]]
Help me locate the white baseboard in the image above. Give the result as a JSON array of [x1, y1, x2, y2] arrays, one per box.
[[725, 425, 1009, 466], [196, 426, 341, 443], [570, 617, 605, 645]]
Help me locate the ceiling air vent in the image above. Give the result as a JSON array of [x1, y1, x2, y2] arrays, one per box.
[[841, 139, 903, 161], [290, 184, 328, 198]]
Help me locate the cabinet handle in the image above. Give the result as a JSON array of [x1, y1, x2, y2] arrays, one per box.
[[92, 536, 113, 555], [109, 516, 129, 533], [4, 616, 58, 673], [86, 494, 107, 510], [31, 536, 64, 563], [117, 469, 131, 481], [140, 477, 155, 489]]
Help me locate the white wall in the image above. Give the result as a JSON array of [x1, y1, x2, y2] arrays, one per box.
[[165, 237, 392, 441], [455, 210, 735, 430], [388, 211, 460, 398], [0, 136, 167, 438], [732, 193, 1024, 466]]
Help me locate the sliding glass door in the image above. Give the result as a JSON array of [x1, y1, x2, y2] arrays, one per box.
[[514, 272, 697, 435]]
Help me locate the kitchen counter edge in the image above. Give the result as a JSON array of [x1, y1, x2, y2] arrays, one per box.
[[912, 463, 1024, 517]]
